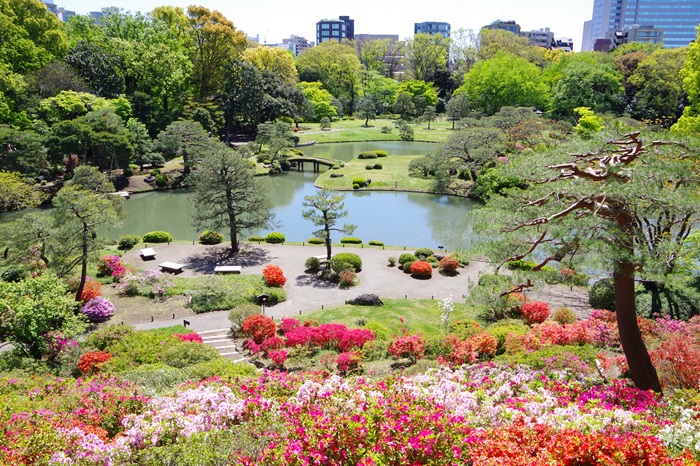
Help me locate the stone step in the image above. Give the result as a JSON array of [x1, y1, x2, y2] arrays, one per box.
[[196, 330, 245, 362]]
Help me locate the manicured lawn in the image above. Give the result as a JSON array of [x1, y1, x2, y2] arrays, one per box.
[[314, 154, 434, 192], [297, 118, 455, 144], [303, 298, 480, 338]]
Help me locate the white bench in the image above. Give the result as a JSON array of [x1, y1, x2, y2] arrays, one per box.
[[140, 248, 156, 260], [158, 262, 185, 273], [313, 254, 334, 262], [214, 265, 242, 274]]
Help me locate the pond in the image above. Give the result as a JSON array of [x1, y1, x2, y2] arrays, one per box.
[[2, 142, 482, 251]]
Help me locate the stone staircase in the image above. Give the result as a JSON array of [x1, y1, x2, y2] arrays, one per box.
[[198, 328, 245, 362]]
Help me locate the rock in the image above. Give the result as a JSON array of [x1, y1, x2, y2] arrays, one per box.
[[330, 173, 344, 178], [346, 293, 383, 306]]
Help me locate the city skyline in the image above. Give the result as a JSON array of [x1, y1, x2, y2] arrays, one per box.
[[58, 0, 592, 50]]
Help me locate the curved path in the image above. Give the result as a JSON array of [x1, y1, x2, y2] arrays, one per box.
[[121, 243, 488, 332]]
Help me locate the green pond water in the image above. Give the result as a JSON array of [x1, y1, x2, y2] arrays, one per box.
[[3, 142, 481, 251]]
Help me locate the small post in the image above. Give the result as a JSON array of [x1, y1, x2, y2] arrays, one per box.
[[405, 294, 407, 299], [172, 313, 175, 319], [431, 296, 434, 300], [151, 316, 154, 322], [299, 310, 302, 315], [183, 319, 190, 328], [322, 305, 324, 310]]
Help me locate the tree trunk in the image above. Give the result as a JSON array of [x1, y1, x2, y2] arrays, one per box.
[[227, 194, 238, 257], [225, 117, 231, 144], [324, 212, 332, 260], [74, 229, 89, 302]]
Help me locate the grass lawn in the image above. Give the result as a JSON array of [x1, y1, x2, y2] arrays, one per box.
[[303, 298, 480, 338], [297, 118, 455, 144], [315, 154, 434, 192]]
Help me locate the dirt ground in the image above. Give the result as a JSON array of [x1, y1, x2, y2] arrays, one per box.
[[115, 243, 591, 332]]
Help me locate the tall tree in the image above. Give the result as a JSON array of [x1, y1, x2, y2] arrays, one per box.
[[403, 33, 450, 83], [190, 143, 273, 255], [243, 47, 297, 84], [156, 120, 214, 175], [475, 132, 700, 393], [302, 189, 356, 261], [219, 59, 264, 142], [0, 171, 46, 212], [52, 166, 126, 301], [445, 93, 471, 130]]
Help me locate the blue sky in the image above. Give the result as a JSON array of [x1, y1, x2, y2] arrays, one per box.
[[61, 0, 593, 51]]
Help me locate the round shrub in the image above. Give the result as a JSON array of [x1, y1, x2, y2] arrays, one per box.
[[398, 253, 418, 266], [331, 252, 362, 272], [155, 175, 168, 187], [81, 297, 116, 323], [375, 150, 388, 157], [438, 256, 461, 273], [1, 266, 25, 282], [353, 183, 360, 190], [365, 164, 374, 170], [340, 237, 362, 244], [242, 314, 276, 344], [305, 256, 321, 271], [402, 261, 415, 273], [307, 237, 325, 245], [387, 257, 396, 267], [248, 235, 265, 242], [369, 240, 384, 246], [352, 177, 366, 186], [506, 259, 538, 271], [358, 151, 378, 159], [589, 278, 615, 310], [426, 256, 439, 268], [522, 301, 550, 325], [199, 230, 224, 245], [262, 264, 287, 286], [553, 307, 577, 325], [149, 169, 161, 176], [265, 231, 286, 244], [380, 126, 392, 134], [373, 163, 382, 170], [414, 248, 434, 260], [331, 260, 353, 274], [117, 234, 141, 251], [228, 303, 260, 332], [409, 261, 432, 279], [142, 231, 173, 243], [338, 269, 357, 288]]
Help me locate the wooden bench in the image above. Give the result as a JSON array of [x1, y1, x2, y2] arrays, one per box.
[[158, 262, 184, 273], [140, 248, 156, 260], [214, 265, 242, 274]]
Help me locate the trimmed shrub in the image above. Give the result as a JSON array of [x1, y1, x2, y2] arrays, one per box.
[[199, 230, 224, 245], [142, 231, 173, 243], [331, 260, 353, 274], [487, 319, 529, 354], [340, 237, 362, 244], [79, 281, 103, 302], [426, 256, 439, 268], [185, 358, 256, 381], [402, 261, 415, 273], [398, 253, 418, 266], [438, 256, 461, 273], [117, 234, 141, 251], [375, 150, 388, 157], [353, 183, 360, 190], [84, 323, 135, 351], [228, 303, 260, 331], [410, 261, 433, 279], [330, 252, 362, 272], [1, 266, 25, 282], [248, 235, 265, 242], [522, 301, 550, 325], [155, 175, 168, 187], [242, 314, 276, 344], [589, 278, 615, 310], [160, 342, 219, 369], [339, 269, 357, 288], [358, 151, 378, 159], [373, 163, 383, 170], [387, 257, 396, 267], [352, 177, 366, 186], [414, 248, 434, 260], [149, 169, 161, 176], [81, 297, 116, 323], [369, 240, 384, 246], [262, 264, 287, 286], [265, 231, 286, 244], [77, 351, 112, 374], [380, 126, 392, 134], [365, 164, 374, 170], [388, 334, 425, 364], [307, 237, 325, 245], [553, 307, 577, 325], [305, 256, 321, 271]]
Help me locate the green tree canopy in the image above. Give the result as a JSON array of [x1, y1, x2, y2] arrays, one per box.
[[298, 82, 337, 121], [302, 189, 356, 261], [403, 33, 450, 83], [0, 171, 46, 212]]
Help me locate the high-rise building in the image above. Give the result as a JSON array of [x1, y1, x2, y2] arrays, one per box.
[[414, 22, 451, 37], [316, 16, 354, 44], [481, 20, 521, 35], [582, 0, 700, 50], [282, 35, 313, 56]]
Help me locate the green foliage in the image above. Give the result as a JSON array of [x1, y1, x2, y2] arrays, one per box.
[[117, 234, 141, 251], [298, 82, 338, 121], [184, 358, 256, 381], [362, 340, 390, 361], [353, 183, 360, 190], [358, 151, 378, 159], [496, 344, 599, 372], [505, 260, 538, 271], [84, 324, 135, 351], [399, 253, 418, 266], [369, 240, 384, 246], [414, 248, 434, 260], [573, 107, 604, 139], [399, 124, 415, 141], [248, 235, 265, 242], [635, 279, 700, 320], [352, 177, 366, 186], [319, 116, 331, 130], [177, 275, 286, 313], [373, 163, 383, 169], [486, 319, 529, 354], [330, 252, 362, 272], [155, 175, 168, 187], [553, 307, 577, 325], [365, 321, 390, 341], [228, 303, 261, 331], [305, 256, 321, 271], [375, 150, 388, 157], [402, 261, 415, 273], [365, 164, 374, 170], [0, 274, 88, 359], [0, 171, 46, 213], [198, 230, 224, 245], [1, 265, 25, 283], [159, 342, 219, 369], [340, 237, 362, 244], [473, 168, 526, 201], [118, 364, 189, 394], [589, 279, 615, 310], [142, 231, 173, 243], [265, 231, 286, 243], [307, 237, 325, 245]]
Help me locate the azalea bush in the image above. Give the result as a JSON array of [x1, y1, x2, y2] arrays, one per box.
[[77, 351, 113, 374], [522, 301, 550, 324], [97, 255, 126, 279], [78, 280, 102, 302], [438, 255, 460, 274], [410, 260, 433, 278], [262, 264, 287, 287], [117, 270, 172, 298], [174, 333, 204, 344], [242, 314, 276, 344], [81, 297, 116, 323], [388, 333, 426, 364]]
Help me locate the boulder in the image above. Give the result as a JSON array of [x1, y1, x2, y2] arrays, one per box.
[[330, 173, 344, 178], [346, 293, 383, 306]]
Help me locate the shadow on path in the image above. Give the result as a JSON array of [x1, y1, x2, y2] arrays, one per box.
[[182, 245, 272, 273], [294, 274, 339, 290]]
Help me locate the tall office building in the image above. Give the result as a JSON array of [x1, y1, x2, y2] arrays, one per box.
[[582, 0, 700, 50], [316, 16, 354, 44], [414, 22, 451, 37]]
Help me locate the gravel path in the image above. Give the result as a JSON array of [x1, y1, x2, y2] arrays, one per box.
[[120, 243, 489, 332]]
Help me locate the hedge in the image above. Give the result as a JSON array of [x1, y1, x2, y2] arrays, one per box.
[[265, 232, 286, 244], [340, 237, 362, 244], [142, 231, 173, 243]]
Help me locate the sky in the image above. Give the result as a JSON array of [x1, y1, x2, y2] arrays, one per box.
[[60, 0, 594, 52]]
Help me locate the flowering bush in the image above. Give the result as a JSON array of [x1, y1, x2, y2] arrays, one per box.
[[650, 336, 700, 391], [522, 301, 550, 324], [260, 336, 285, 353], [470, 332, 498, 357], [389, 334, 426, 364], [553, 307, 577, 325], [279, 317, 300, 334], [409, 260, 432, 278], [336, 351, 363, 373], [268, 349, 288, 367], [338, 269, 357, 288], [97, 255, 126, 279], [438, 256, 460, 273], [283, 323, 374, 353], [81, 297, 116, 323], [559, 268, 575, 281], [44, 331, 79, 360], [242, 314, 276, 344], [174, 333, 204, 343], [78, 280, 102, 302], [117, 270, 172, 298], [77, 351, 113, 374], [262, 264, 286, 287]]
